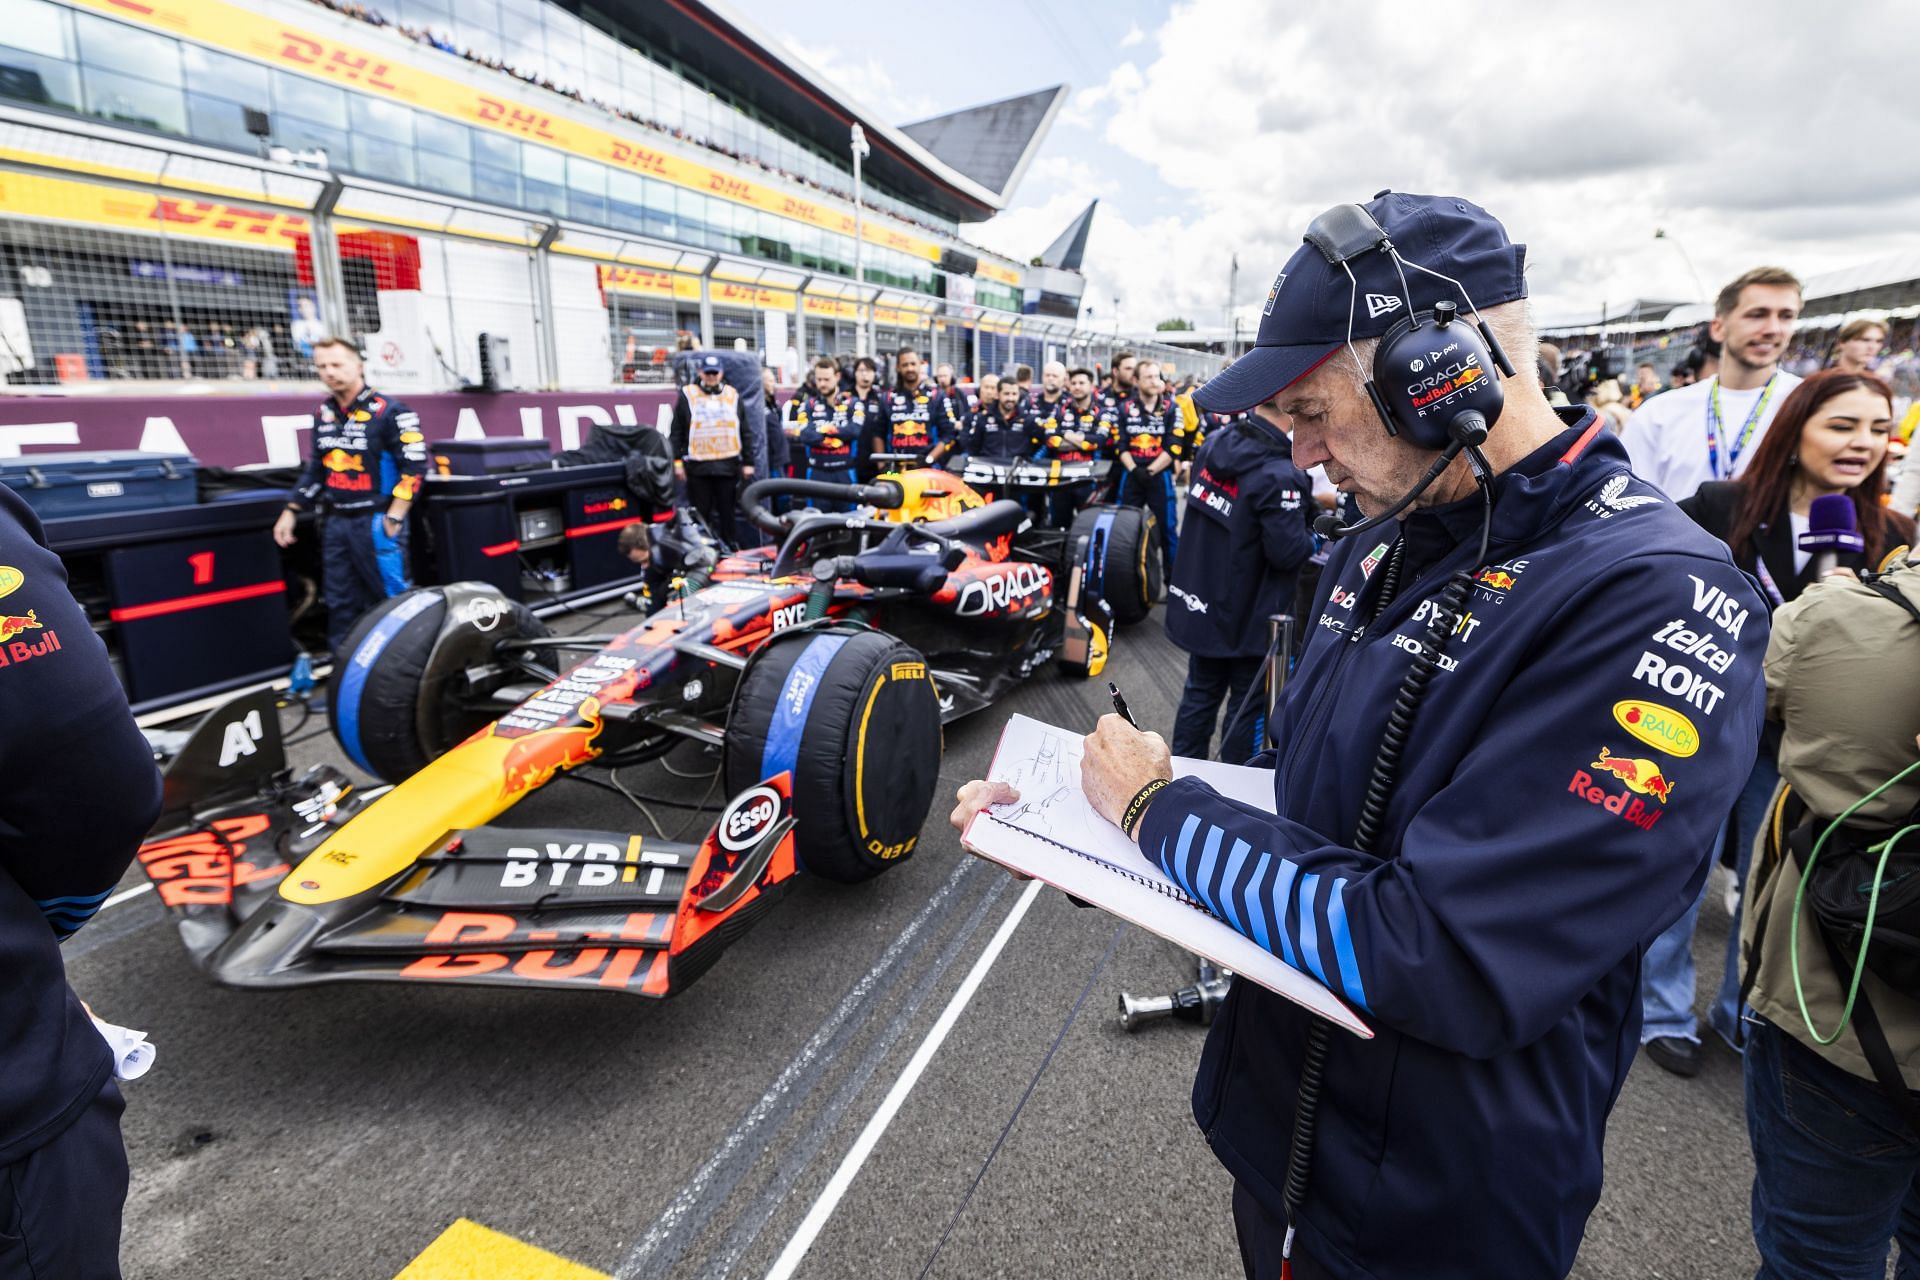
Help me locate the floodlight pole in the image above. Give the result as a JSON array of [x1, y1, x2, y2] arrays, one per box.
[[851, 124, 871, 356]]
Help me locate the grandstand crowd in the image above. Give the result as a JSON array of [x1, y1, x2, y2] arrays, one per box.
[[300, 0, 959, 240]]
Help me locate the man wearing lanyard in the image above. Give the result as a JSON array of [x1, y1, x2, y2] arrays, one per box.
[[1620, 267, 1802, 1077], [1623, 267, 1803, 502]]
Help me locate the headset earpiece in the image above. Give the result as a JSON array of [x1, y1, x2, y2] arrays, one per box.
[[1367, 301, 1506, 451]]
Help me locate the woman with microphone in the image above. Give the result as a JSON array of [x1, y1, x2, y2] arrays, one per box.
[[1640, 369, 1915, 1077]]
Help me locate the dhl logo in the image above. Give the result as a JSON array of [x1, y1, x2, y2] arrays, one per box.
[[1590, 747, 1674, 802], [320, 449, 364, 473], [497, 698, 606, 799], [150, 198, 308, 246], [0, 610, 39, 643], [278, 32, 398, 89], [708, 174, 753, 200], [781, 196, 822, 222], [609, 141, 669, 175], [476, 96, 558, 139]]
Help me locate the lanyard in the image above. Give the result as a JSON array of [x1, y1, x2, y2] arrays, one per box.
[[1705, 374, 1778, 481], [1753, 553, 1786, 608]]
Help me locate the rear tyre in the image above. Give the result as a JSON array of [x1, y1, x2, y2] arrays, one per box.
[[329, 585, 548, 783], [1066, 505, 1161, 627], [725, 624, 942, 882]]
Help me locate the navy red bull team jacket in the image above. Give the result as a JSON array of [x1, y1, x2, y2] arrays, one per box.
[[1165, 415, 1316, 660], [1134, 413, 1767, 1279], [290, 386, 426, 514]]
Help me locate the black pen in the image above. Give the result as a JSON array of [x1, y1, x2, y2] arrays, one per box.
[[1108, 681, 1140, 729]]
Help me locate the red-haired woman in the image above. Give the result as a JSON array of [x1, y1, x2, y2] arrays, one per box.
[[1637, 369, 1915, 1077]]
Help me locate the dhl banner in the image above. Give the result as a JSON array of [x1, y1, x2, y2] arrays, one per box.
[[977, 262, 1021, 287], [0, 168, 309, 251], [66, 0, 1018, 277], [596, 268, 933, 328]]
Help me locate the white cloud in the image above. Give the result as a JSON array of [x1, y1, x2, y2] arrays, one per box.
[[1120, 23, 1145, 47], [778, 37, 938, 123], [982, 0, 1920, 330]]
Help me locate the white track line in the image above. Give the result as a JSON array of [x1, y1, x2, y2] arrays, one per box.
[[764, 876, 1044, 1280], [103, 882, 154, 910]]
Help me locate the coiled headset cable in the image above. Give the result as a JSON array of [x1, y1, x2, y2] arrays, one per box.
[[1280, 453, 1492, 1271]]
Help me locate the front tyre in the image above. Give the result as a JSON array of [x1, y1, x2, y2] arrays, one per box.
[[724, 625, 942, 882]]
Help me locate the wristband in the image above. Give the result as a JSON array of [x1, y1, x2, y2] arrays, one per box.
[[1122, 777, 1172, 839]]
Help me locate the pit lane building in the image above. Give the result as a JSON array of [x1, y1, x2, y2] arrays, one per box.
[[0, 0, 1202, 396]]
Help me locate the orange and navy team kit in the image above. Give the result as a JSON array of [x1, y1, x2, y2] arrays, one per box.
[[289, 386, 428, 652]]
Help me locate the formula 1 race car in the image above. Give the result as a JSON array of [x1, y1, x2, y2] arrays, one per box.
[[135, 465, 1162, 999]]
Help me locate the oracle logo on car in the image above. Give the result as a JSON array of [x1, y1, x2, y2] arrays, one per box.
[[955, 563, 1049, 617], [718, 785, 781, 852]]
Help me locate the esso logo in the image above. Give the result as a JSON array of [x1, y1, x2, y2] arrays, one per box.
[[718, 785, 781, 851]]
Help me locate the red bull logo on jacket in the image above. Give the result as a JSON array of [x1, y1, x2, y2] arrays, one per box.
[[0, 610, 39, 643], [1567, 747, 1672, 831]]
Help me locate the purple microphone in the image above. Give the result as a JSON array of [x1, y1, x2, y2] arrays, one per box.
[[1800, 493, 1866, 580]]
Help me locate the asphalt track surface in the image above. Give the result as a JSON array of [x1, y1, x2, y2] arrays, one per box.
[[76, 600, 1770, 1279]]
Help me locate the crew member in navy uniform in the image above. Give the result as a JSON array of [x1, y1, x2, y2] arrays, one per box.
[[794, 356, 857, 508], [1038, 367, 1112, 527], [669, 354, 755, 546], [1165, 398, 1315, 763], [1112, 358, 1184, 578], [844, 356, 887, 478], [0, 483, 162, 1278], [954, 193, 1772, 1280], [962, 378, 1039, 503], [274, 336, 427, 656], [963, 377, 1040, 461], [872, 346, 958, 471], [1029, 360, 1071, 422]]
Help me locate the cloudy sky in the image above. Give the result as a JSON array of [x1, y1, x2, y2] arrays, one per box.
[[737, 0, 1917, 333]]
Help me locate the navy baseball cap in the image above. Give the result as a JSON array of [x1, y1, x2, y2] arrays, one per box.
[[1195, 191, 1528, 414], [700, 354, 724, 371]]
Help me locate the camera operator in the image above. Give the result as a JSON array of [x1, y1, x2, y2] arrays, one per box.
[[1164, 398, 1314, 763], [951, 192, 1769, 1280], [1739, 553, 1920, 1275]]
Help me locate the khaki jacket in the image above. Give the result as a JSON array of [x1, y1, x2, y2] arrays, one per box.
[[1744, 565, 1920, 1082]]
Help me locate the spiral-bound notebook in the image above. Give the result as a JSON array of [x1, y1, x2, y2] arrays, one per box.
[[962, 714, 1370, 1039]]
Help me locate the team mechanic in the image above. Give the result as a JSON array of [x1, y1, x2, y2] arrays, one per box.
[[0, 482, 162, 1277], [1112, 358, 1184, 578], [274, 336, 427, 655], [953, 193, 1770, 1279]]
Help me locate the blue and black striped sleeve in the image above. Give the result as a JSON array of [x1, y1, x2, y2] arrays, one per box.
[[1133, 554, 1769, 1057]]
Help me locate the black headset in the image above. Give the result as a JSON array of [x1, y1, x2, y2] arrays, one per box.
[[1303, 201, 1520, 538], [1303, 201, 1517, 450]]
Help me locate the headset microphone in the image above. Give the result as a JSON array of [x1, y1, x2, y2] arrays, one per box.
[[1301, 202, 1512, 541]]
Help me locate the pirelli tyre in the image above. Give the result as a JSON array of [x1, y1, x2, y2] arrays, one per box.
[[1067, 504, 1162, 627], [329, 583, 549, 783], [724, 624, 942, 883]]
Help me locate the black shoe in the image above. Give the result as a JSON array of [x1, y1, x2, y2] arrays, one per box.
[[1644, 1036, 1703, 1078]]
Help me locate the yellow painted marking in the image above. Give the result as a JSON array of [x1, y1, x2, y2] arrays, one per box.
[[394, 1219, 609, 1280], [623, 834, 641, 883], [854, 674, 887, 838]]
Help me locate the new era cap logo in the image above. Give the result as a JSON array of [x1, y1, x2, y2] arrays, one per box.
[[1365, 292, 1404, 320], [1263, 273, 1286, 317]]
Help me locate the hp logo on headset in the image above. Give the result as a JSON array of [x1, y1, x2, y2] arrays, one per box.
[[1409, 358, 1425, 372]]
